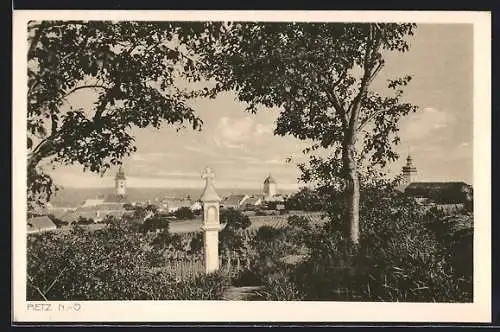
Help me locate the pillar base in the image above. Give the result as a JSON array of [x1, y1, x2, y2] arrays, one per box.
[[201, 224, 222, 232]]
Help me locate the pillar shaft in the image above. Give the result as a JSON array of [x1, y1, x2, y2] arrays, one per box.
[[200, 167, 222, 275], [203, 226, 220, 273]]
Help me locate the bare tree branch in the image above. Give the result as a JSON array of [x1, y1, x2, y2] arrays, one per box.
[[43, 267, 68, 295], [27, 274, 49, 301], [59, 84, 109, 102]]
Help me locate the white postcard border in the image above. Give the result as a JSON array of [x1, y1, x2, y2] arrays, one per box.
[[12, 10, 492, 323]]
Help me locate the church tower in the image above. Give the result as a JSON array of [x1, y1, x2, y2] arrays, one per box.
[[401, 155, 417, 188], [263, 174, 277, 200], [115, 166, 126, 197]]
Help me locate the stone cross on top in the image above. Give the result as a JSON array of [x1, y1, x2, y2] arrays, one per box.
[[200, 167, 221, 202], [202, 167, 215, 182]]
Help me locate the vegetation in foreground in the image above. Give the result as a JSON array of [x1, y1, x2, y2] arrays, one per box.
[[27, 223, 229, 301], [243, 179, 473, 302], [27, 177, 472, 302]]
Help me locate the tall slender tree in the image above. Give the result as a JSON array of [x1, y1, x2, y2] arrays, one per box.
[[192, 22, 418, 245]]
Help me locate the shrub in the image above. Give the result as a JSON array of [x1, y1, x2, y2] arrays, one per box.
[[138, 270, 230, 300], [174, 207, 195, 220], [219, 208, 251, 255], [238, 226, 301, 287], [253, 267, 304, 301], [27, 223, 229, 300], [189, 232, 203, 254], [140, 214, 170, 233], [287, 215, 310, 228], [76, 216, 94, 225], [252, 177, 473, 302], [285, 187, 325, 212]]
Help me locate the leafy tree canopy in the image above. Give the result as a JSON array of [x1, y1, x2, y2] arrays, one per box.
[[190, 22, 418, 243], [174, 206, 195, 220], [27, 21, 211, 208], [285, 187, 325, 212]]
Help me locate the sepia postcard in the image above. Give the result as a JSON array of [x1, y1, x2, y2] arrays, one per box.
[[12, 10, 491, 323]]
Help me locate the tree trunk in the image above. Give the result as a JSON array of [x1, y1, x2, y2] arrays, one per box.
[[343, 141, 360, 246]]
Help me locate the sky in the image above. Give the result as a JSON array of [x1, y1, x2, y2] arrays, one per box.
[[47, 23, 473, 190]]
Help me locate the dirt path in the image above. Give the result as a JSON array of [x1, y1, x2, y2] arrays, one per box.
[[222, 286, 263, 301]]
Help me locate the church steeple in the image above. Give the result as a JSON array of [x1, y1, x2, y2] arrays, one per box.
[[115, 166, 126, 180], [401, 154, 417, 188], [115, 166, 126, 197], [263, 173, 277, 200]]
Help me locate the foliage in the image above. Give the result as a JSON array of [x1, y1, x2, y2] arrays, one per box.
[[140, 214, 170, 233], [287, 215, 311, 229], [27, 21, 211, 209], [150, 231, 184, 256], [192, 22, 419, 243], [124, 204, 158, 223], [252, 176, 473, 302], [404, 182, 473, 204], [140, 271, 230, 300], [27, 222, 228, 300], [122, 203, 135, 210], [238, 225, 302, 287], [285, 187, 325, 212], [423, 208, 473, 280], [27, 223, 160, 300], [188, 232, 204, 254], [76, 216, 94, 225], [253, 267, 304, 301], [219, 208, 251, 255], [47, 214, 68, 227], [174, 206, 195, 220], [100, 215, 122, 225]]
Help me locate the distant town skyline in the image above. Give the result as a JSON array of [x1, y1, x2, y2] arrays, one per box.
[[46, 23, 473, 190]]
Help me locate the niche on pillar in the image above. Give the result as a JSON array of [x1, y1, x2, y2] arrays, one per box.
[[206, 206, 218, 225]]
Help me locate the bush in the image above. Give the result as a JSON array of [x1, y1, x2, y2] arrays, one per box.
[[253, 267, 304, 301], [189, 232, 203, 254], [140, 214, 170, 233], [285, 187, 325, 211], [27, 223, 229, 300], [174, 207, 195, 220], [138, 270, 230, 300], [76, 216, 94, 225], [252, 178, 473, 302], [236, 226, 301, 287], [219, 208, 251, 255]]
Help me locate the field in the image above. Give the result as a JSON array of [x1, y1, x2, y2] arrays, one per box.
[[169, 211, 325, 234]]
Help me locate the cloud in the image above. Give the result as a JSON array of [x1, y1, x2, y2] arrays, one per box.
[[452, 141, 472, 160], [264, 157, 286, 165], [255, 123, 274, 136], [130, 152, 180, 161], [217, 116, 254, 143], [154, 170, 201, 178], [184, 145, 205, 153], [216, 116, 275, 145], [213, 136, 247, 151], [400, 107, 455, 141], [184, 145, 222, 157]]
